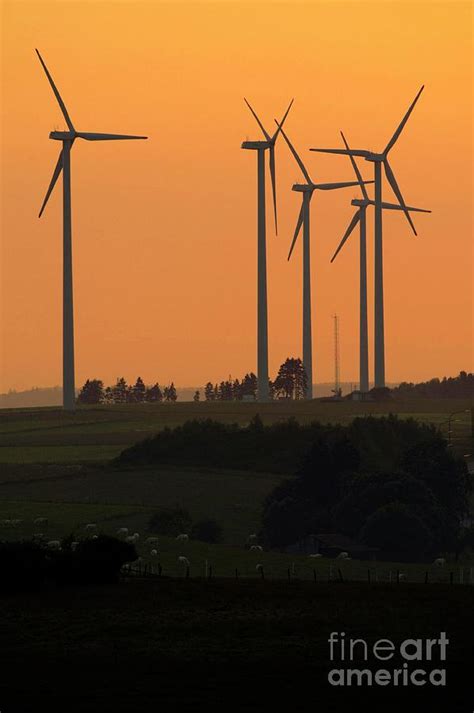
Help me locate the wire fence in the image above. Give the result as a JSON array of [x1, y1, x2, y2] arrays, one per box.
[[121, 561, 474, 586]]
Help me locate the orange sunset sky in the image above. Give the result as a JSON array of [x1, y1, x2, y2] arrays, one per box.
[[1, 0, 472, 393]]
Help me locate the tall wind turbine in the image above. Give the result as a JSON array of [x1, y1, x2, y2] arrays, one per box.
[[331, 131, 431, 394], [311, 86, 426, 388], [277, 124, 372, 399], [36, 49, 147, 411], [241, 99, 293, 402]]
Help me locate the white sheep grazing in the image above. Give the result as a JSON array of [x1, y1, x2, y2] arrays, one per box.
[[34, 517, 48, 526], [0, 519, 12, 527], [91, 534, 98, 540], [178, 556, 190, 566], [132, 532, 140, 541], [116, 527, 129, 536], [309, 553, 323, 558], [47, 540, 61, 550], [125, 536, 136, 544], [250, 545, 263, 551], [150, 549, 158, 557], [434, 558, 446, 567], [398, 572, 406, 581], [85, 523, 97, 532], [146, 537, 159, 545], [176, 533, 189, 542], [337, 551, 349, 560], [71, 541, 79, 551], [247, 534, 258, 543], [11, 519, 23, 527]]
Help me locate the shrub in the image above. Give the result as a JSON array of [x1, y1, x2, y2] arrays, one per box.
[[148, 507, 192, 537], [0, 541, 50, 593], [52, 535, 137, 585], [191, 518, 223, 543]]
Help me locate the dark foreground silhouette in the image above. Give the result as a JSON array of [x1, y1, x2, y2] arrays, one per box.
[[0, 579, 472, 712]]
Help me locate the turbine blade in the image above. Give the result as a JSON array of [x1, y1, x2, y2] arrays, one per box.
[[383, 85, 424, 155], [244, 98, 271, 141], [376, 200, 431, 213], [316, 180, 373, 191], [383, 159, 417, 235], [35, 49, 75, 132], [340, 131, 369, 200], [38, 150, 63, 217], [310, 148, 369, 157], [271, 99, 294, 142], [269, 145, 278, 234], [288, 203, 304, 260], [331, 210, 361, 263], [275, 121, 312, 184], [75, 132, 148, 140]]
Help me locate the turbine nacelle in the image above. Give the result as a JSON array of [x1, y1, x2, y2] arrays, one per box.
[[241, 140, 271, 150]]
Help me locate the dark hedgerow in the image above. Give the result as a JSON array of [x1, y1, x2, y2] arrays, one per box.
[[0, 540, 50, 593], [52, 535, 138, 585], [148, 507, 192, 537]]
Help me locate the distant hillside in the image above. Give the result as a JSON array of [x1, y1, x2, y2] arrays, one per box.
[[0, 382, 396, 408]]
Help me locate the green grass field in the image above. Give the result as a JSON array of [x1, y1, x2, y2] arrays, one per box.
[[0, 398, 472, 572], [0, 399, 472, 463]]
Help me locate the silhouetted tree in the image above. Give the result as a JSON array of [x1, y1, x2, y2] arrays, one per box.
[[273, 358, 307, 400], [164, 382, 177, 402], [133, 377, 146, 403], [241, 372, 257, 399], [145, 383, 163, 402], [204, 382, 214, 401], [77, 379, 104, 405], [112, 377, 128, 404]]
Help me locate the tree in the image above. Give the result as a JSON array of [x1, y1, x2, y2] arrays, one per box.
[[76, 379, 104, 405], [133, 377, 146, 403], [145, 383, 163, 402], [112, 377, 128, 404], [193, 390, 200, 402], [359, 502, 435, 561], [241, 373, 257, 399], [204, 382, 214, 401], [164, 382, 177, 402], [273, 358, 307, 400]]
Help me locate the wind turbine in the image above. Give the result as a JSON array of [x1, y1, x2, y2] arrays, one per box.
[[311, 86, 426, 388], [241, 99, 293, 402], [36, 49, 147, 411], [276, 123, 372, 399], [331, 131, 431, 394]]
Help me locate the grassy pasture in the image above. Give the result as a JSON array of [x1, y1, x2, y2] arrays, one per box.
[[0, 398, 471, 464], [0, 466, 281, 545]]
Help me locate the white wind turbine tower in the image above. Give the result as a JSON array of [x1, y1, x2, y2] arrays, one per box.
[[241, 99, 293, 402], [277, 124, 372, 400], [36, 49, 147, 410], [311, 86, 426, 388], [331, 131, 431, 394]]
